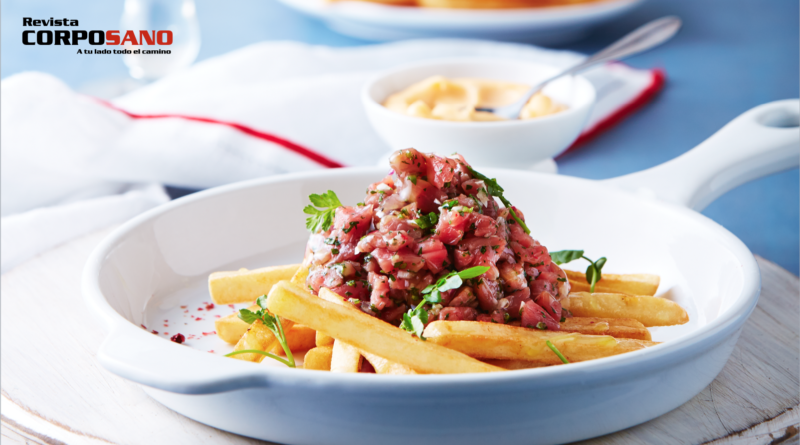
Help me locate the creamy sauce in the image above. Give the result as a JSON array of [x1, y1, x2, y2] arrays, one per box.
[[383, 75, 567, 122]]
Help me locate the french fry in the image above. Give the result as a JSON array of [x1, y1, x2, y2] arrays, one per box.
[[561, 317, 652, 341], [216, 304, 317, 352], [316, 288, 363, 311], [269, 325, 316, 354], [215, 264, 312, 344], [209, 264, 301, 304], [318, 290, 417, 375], [231, 317, 297, 362], [216, 304, 258, 344], [316, 331, 335, 347], [564, 292, 689, 327], [565, 270, 660, 296], [290, 263, 310, 285], [482, 359, 552, 370], [267, 282, 502, 374], [423, 321, 658, 365], [304, 346, 333, 371], [331, 340, 363, 373], [359, 350, 418, 375]]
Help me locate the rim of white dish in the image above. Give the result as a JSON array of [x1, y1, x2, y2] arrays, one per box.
[[83, 167, 761, 390], [283, 0, 644, 25], [362, 57, 596, 129]]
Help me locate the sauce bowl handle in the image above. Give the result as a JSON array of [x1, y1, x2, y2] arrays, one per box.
[[604, 99, 799, 210]]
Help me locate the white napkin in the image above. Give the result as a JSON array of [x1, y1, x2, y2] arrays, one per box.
[[0, 39, 661, 273]]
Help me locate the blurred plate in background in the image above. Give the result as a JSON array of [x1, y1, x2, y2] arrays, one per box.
[[275, 0, 645, 43]]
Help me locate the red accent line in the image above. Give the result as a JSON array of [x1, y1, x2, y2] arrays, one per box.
[[95, 99, 345, 169], [558, 68, 666, 157], [94, 67, 663, 167]]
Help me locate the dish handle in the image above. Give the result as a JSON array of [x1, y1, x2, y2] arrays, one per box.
[[605, 99, 799, 210], [97, 323, 274, 394]]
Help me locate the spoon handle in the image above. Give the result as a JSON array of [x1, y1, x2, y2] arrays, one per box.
[[486, 16, 682, 118], [562, 16, 682, 78]]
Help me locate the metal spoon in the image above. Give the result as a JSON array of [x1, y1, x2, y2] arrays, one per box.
[[476, 16, 682, 119]]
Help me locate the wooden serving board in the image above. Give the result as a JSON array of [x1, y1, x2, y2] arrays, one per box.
[[2, 228, 798, 445]]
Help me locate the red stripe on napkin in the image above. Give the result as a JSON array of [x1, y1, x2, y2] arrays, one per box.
[[96, 67, 663, 167], [560, 68, 666, 156], [96, 100, 345, 169]]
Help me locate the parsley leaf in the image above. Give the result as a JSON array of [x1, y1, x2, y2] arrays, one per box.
[[421, 265, 490, 305], [550, 250, 584, 265], [414, 211, 438, 230], [549, 250, 608, 293], [303, 190, 343, 233], [456, 266, 489, 279], [467, 167, 530, 234], [226, 295, 296, 367], [401, 303, 429, 340], [237, 309, 259, 324], [585, 257, 607, 292], [441, 199, 459, 210]]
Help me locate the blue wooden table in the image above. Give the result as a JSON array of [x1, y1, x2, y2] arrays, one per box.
[[2, 0, 798, 274]]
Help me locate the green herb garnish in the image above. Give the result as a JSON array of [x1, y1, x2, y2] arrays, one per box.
[[399, 265, 490, 340], [550, 250, 607, 293], [441, 199, 459, 210], [414, 211, 438, 230], [400, 303, 429, 340], [469, 194, 483, 214], [421, 265, 490, 305], [550, 250, 583, 264], [467, 167, 530, 234], [303, 190, 342, 233], [546, 340, 570, 364], [342, 221, 359, 234], [226, 295, 295, 367]]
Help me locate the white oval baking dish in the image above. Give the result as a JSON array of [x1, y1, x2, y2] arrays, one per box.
[[83, 99, 798, 445]]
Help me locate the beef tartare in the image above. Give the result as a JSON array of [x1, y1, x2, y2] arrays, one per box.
[[303, 149, 570, 335]]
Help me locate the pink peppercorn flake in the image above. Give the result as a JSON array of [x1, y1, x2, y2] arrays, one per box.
[[163, 324, 168, 327], [195, 318, 204, 321], [197, 307, 204, 311], [205, 303, 215, 310], [208, 350, 215, 353], [152, 330, 159, 335], [170, 333, 185, 344], [141, 324, 147, 329], [201, 331, 217, 336], [228, 304, 235, 309], [214, 315, 221, 318], [180, 305, 187, 309]]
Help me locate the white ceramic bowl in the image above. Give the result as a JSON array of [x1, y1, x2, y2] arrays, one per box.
[[362, 58, 596, 169], [83, 100, 799, 444], [275, 0, 646, 43]]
